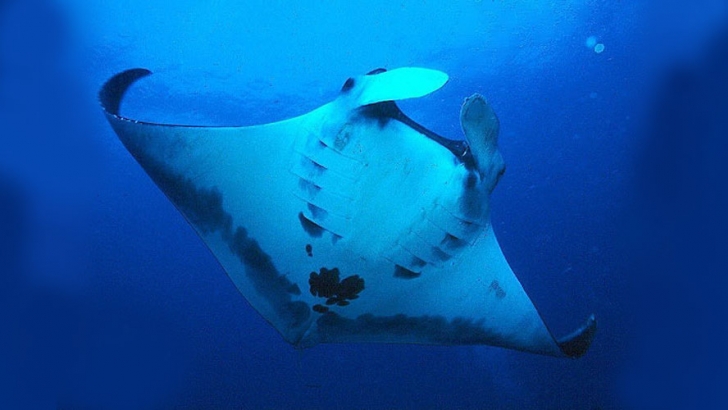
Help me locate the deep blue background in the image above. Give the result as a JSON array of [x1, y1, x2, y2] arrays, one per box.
[[1, 1, 727, 408]]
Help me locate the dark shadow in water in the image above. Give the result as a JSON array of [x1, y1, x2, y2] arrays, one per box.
[[626, 23, 728, 410]]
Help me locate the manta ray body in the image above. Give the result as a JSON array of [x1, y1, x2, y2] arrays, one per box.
[[100, 67, 595, 357]]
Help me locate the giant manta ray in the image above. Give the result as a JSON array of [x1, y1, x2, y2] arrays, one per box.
[[100, 67, 596, 357]]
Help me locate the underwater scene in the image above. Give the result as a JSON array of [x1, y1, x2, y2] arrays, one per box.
[[1, 0, 727, 409]]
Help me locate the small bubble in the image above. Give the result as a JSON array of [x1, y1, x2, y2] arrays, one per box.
[[585, 36, 598, 48], [594, 43, 605, 54]]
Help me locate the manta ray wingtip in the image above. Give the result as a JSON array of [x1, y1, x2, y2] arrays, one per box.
[[99, 68, 153, 116], [556, 314, 597, 358]]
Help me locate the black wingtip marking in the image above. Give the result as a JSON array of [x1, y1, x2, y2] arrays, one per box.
[[557, 314, 597, 358], [99, 68, 153, 116]]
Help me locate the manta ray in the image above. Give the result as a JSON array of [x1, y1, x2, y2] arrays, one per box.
[[100, 67, 596, 357]]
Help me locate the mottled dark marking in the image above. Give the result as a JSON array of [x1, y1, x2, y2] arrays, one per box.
[[489, 280, 506, 299], [316, 313, 494, 345], [307, 203, 328, 220], [309, 267, 364, 307], [312, 304, 329, 313], [287, 283, 302, 296], [341, 77, 355, 92], [299, 212, 324, 237], [334, 129, 350, 151], [119, 144, 311, 334], [305, 244, 313, 257], [394, 265, 420, 279]]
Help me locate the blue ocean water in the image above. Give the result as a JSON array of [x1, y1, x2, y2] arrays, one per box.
[[1, 0, 727, 408]]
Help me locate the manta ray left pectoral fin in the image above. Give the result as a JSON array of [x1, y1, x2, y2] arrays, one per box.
[[303, 223, 596, 358], [99, 69, 317, 344]]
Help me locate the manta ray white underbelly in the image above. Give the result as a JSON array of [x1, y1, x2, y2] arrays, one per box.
[[99, 67, 596, 357]]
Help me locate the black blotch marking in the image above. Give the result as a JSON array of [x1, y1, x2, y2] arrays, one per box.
[[309, 267, 364, 309], [489, 280, 506, 299], [312, 304, 329, 313], [366, 68, 387, 75], [394, 265, 420, 279], [299, 212, 324, 237], [307, 203, 328, 220], [305, 244, 313, 257], [131, 154, 312, 332], [341, 77, 355, 92]]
